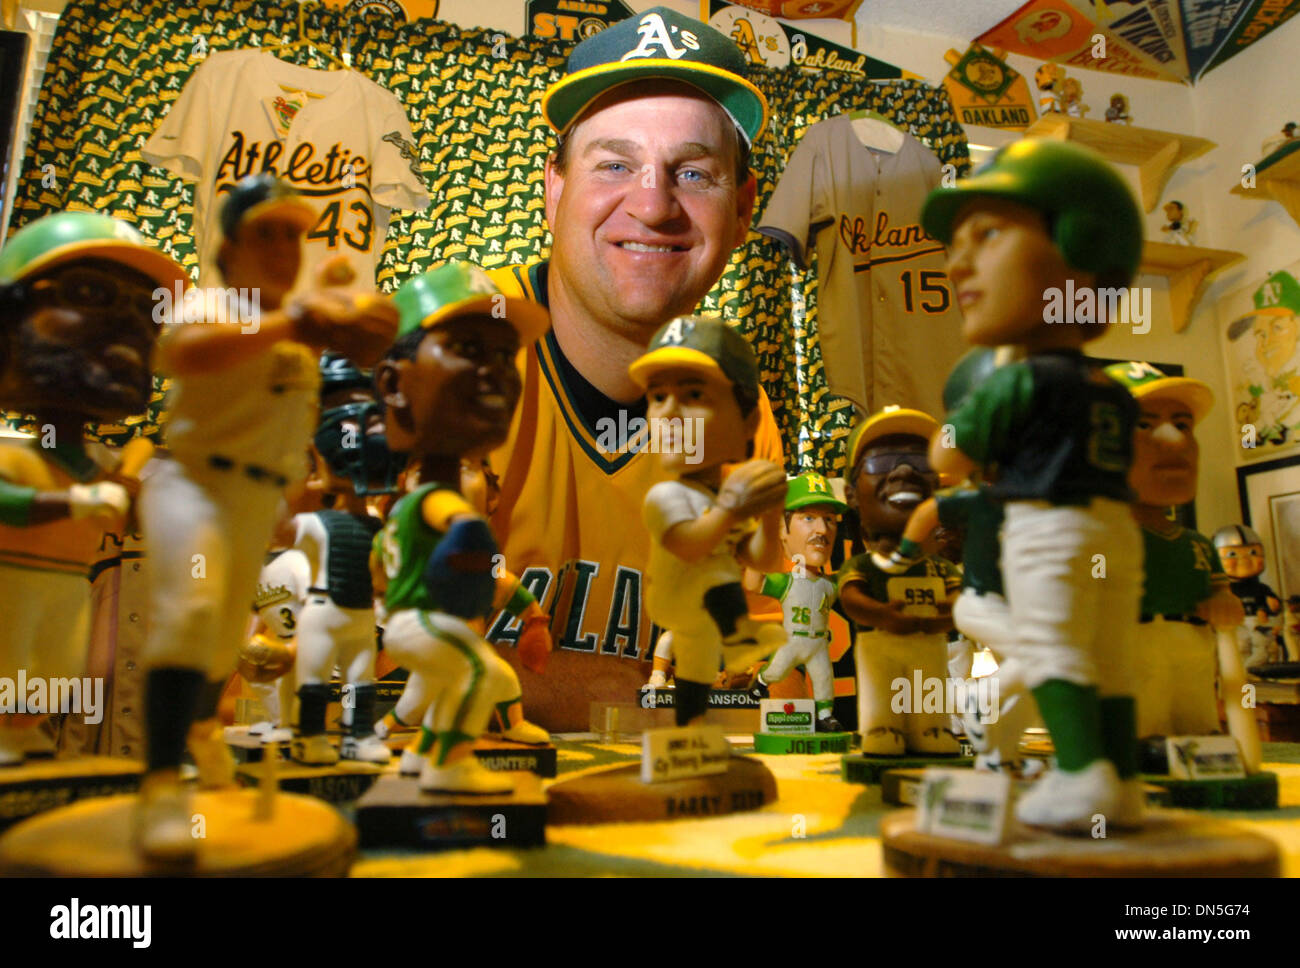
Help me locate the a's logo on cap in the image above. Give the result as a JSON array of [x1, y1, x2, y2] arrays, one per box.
[[1260, 280, 1283, 306], [806, 473, 830, 494], [112, 221, 144, 244], [659, 317, 692, 345], [463, 266, 498, 296], [621, 12, 700, 62]]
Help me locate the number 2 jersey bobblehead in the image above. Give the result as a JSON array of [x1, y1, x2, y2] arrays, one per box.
[[143, 48, 430, 292], [756, 114, 966, 418]]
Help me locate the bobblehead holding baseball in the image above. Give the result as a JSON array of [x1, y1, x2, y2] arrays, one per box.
[[482, 8, 785, 730]]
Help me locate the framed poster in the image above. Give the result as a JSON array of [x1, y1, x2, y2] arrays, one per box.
[[1236, 454, 1300, 656], [1220, 265, 1300, 461], [0, 31, 30, 239]]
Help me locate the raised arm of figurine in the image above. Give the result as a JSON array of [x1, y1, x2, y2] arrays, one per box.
[[737, 504, 786, 574], [874, 496, 940, 574], [929, 436, 976, 482], [1197, 577, 1247, 629], [491, 571, 552, 674]]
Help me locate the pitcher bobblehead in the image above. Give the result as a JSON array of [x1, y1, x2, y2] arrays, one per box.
[[921, 138, 1146, 832], [631, 315, 788, 728], [752, 472, 846, 733], [136, 174, 398, 860], [0, 212, 186, 765], [838, 407, 962, 757], [372, 262, 551, 794]]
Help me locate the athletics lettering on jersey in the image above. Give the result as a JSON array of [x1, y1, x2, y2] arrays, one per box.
[[838, 211, 945, 270], [215, 132, 372, 194]]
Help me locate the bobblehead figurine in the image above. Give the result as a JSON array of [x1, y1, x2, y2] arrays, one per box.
[[838, 406, 962, 757], [1105, 94, 1131, 124], [883, 349, 1037, 774], [631, 315, 788, 728], [371, 262, 551, 794], [752, 472, 846, 733], [1214, 524, 1286, 669], [136, 174, 398, 860], [240, 548, 312, 743], [0, 212, 187, 765], [1161, 201, 1196, 246], [921, 138, 1147, 832], [1104, 362, 1246, 744], [289, 352, 405, 766]]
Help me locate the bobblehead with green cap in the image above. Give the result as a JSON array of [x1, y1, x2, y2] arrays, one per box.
[[378, 262, 550, 462], [0, 211, 187, 419]]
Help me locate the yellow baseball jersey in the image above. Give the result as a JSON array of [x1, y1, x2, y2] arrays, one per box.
[[0, 440, 114, 577], [484, 261, 783, 727]]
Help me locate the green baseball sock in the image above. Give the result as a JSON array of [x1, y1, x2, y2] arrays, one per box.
[[1099, 696, 1138, 780], [1032, 679, 1104, 772], [415, 725, 436, 755], [815, 699, 834, 716]]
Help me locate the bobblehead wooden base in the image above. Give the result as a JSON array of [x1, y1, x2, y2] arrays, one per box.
[[842, 753, 973, 786], [753, 732, 851, 755], [0, 755, 142, 832], [354, 772, 545, 850], [547, 755, 777, 825], [0, 789, 355, 876], [880, 768, 1172, 809], [1145, 772, 1280, 810], [880, 808, 1281, 877], [236, 758, 386, 805], [380, 733, 558, 778]]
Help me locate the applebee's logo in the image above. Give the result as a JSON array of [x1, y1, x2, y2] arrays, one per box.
[[621, 12, 700, 61]]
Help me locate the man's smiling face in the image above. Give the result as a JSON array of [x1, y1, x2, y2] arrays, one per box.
[[852, 434, 938, 539], [544, 82, 756, 340]]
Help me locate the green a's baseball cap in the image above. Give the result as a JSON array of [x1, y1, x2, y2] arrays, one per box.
[[1251, 270, 1300, 317], [628, 314, 758, 394], [218, 173, 316, 241], [785, 471, 846, 513], [393, 261, 551, 345], [0, 210, 188, 288], [1104, 360, 1213, 425], [541, 6, 768, 147]]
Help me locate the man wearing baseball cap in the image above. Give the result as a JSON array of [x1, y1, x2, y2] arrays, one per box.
[[1227, 270, 1300, 447], [0, 211, 186, 767], [136, 174, 398, 861], [482, 7, 784, 730], [631, 314, 787, 726], [371, 262, 550, 794]]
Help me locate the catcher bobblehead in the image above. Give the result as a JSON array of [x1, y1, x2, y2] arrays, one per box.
[[136, 174, 398, 860], [0, 212, 187, 765], [630, 315, 788, 727], [922, 139, 1146, 832], [371, 262, 551, 795]]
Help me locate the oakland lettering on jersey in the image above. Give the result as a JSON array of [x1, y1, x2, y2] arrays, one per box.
[[216, 131, 371, 190], [839, 211, 942, 266]]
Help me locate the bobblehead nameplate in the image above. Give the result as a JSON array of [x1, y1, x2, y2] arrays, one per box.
[[760, 698, 816, 735], [915, 767, 1011, 846], [641, 725, 730, 784], [1166, 736, 1247, 780]]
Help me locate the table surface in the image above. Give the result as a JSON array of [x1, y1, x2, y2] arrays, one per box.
[[348, 738, 1300, 877]]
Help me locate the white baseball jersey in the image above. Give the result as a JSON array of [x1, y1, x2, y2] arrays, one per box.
[[254, 549, 312, 640], [162, 342, 319, 480], [142, 48, 430, 291], [761, 571, 834, 641], [757, 114, 966, 416], [644, 479, 754, 620]]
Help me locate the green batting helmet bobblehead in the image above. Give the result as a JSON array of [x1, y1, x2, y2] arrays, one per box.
[[921, 139, 1144, 289]]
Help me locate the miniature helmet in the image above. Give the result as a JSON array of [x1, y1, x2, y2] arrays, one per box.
[[218, 173, 316, 241], [319, 351, 372, 400], [942, 347, 998, 413], [921, 139, 1144, 289], [0, 210, 187, 289], [1213, 524, 1263, 550], [313, 400, 406, 496]]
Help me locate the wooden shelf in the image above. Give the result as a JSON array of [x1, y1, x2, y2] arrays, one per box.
[[1231, 146, 1300, 228], [1026, 114, 1215, 213], [1139, 240, 1243, 333]]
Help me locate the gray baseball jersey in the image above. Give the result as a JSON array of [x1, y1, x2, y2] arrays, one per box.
[[757, 114, 966, 417], [143, 48, 430, 292]]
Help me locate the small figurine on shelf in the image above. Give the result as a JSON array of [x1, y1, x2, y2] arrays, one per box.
[[750, 471, 847, 733], [238, 548, 312, 743], [1161, 200, 1197, 246], [837, 406, 961, 756], [1034, 62, 1065, 114], [921, 138, 1147, 832], [1213, 524, 1287, 669], [1104, 362, 1246, 748], [1060, 76, 1088, 118], [0, 212, 187, 766], [371, 262, 551, 794], [136, 174, 398, 860], [631, 315, 788, 728], [1262, 121, 1298, 156], [1105, 93, 1131, 124], [289, 352, 406, 766]]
